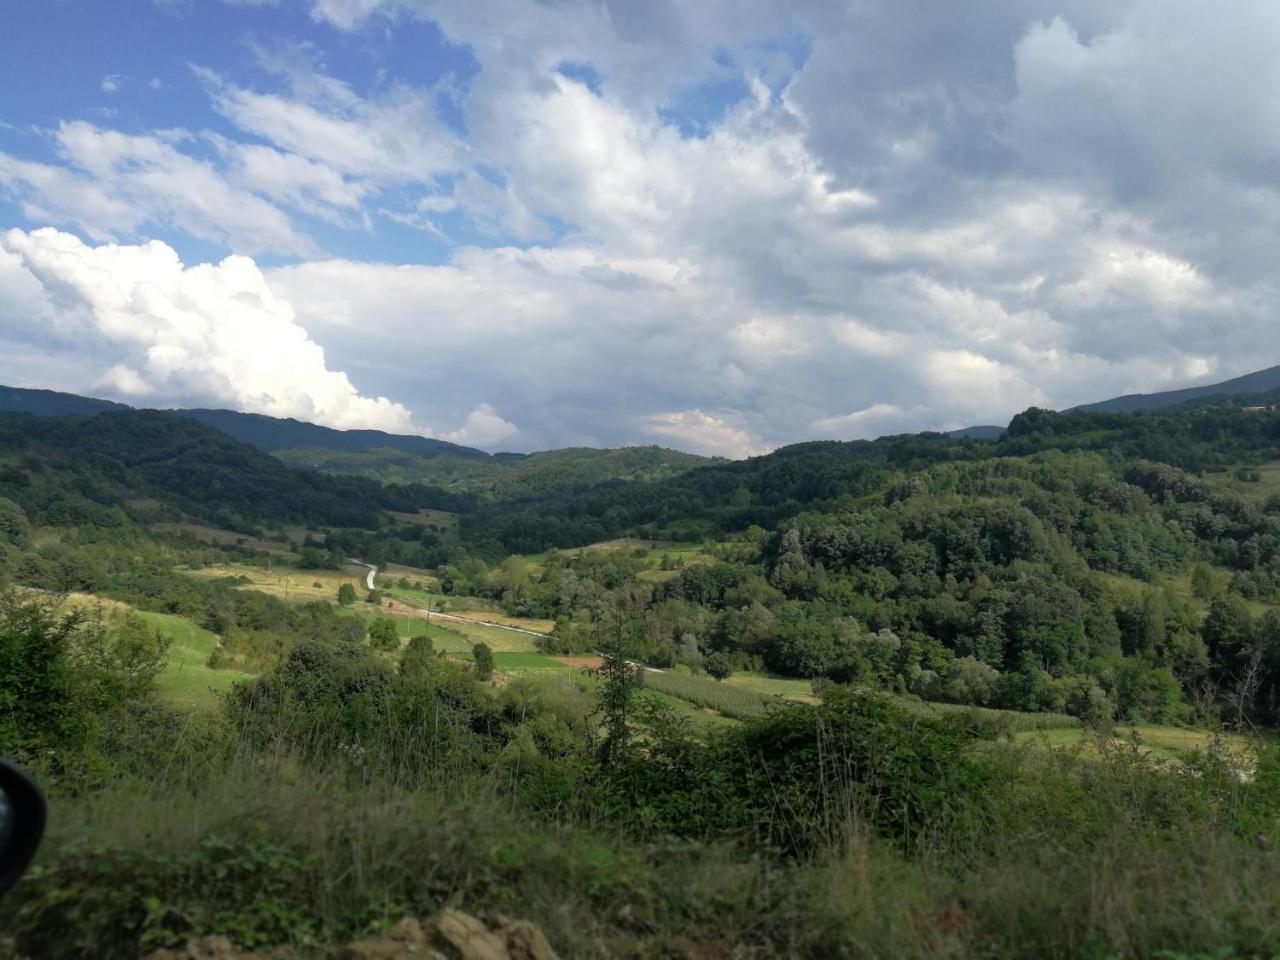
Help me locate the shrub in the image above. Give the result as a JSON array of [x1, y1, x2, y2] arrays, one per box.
[[473, 642, 494, 681], [611, 690, 990, 852], [368, 617, 399, 652]]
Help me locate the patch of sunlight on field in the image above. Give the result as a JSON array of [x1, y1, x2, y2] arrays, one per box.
[[136, 611, 251, 710], [515, 539, 712, 578], [384, 588, 553, 635], [1014, 723, 1263, 764], [385, 586, 497, 613], [60, 592, 131, 618], [723, 673, 818, 702], [185, 563, 367, 603], [1096, 568, 1279, 618], [373, 602, 542, 652], [347, 608, 476, 654]]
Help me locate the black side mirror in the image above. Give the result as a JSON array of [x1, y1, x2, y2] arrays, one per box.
[[0, 759, 45, 895]]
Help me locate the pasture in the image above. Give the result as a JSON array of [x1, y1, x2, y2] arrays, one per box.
[[137, 611, 251, 710], [151, 523, 305, 557], [1203, 459, 1280, 504], [185, 563, 368, 603]]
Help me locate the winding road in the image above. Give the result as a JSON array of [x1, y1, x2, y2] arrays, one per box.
[[348, 559, 378, 591]]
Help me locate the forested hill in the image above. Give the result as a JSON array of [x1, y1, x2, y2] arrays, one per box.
[[177, 408, 488, 459], [0, 384, 130, 417], [0, 410, 468, 531], [273, 443, 722, 493], [1070, 363, 1280, 414], [0, 385, 718, 494], [460, 404, 1280, 553]]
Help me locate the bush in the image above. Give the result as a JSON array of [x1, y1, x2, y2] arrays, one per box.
[[473, 642, 494, 681], [610, 690, 990, 851], [368, 617, 399, 652]]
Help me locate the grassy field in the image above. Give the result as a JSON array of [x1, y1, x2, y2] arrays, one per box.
[[647, 668, 1087, 732], [151, 523, 304, 557], [1014, 722, 1264, 765], [643, 670, 776, 719], [385, 585, 499, 613], [386, 508, 458, 529], [723, 673, 818, 702], [365, 603, 543, 653], [347, 608, 477, 654], [1202, 459, 1280, 503], [185, 563, 368, 603], [384, 588, 553, 636], [136, 611, 251, 710], [514, 538, 712, 579]]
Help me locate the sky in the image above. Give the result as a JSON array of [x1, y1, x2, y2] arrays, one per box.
[[1, 0, 1278, 457]]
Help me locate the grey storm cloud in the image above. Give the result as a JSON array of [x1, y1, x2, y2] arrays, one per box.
[[2, 0, 1280, 455]]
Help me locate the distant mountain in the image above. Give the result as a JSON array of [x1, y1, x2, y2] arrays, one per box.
[[0, 385, 130, 417], [1069, 364, 1280, 414], [178, 409, 488, 459], [272, 444, 722, 495], [946, 425, 1004, 440], [0, 408, 463, 531], [0, 385, 717, 497], [0, 385, 487, 458]]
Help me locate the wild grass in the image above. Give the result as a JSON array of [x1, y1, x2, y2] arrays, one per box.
[[184, 563, 366, 603], [136, 611, 250, 710], [11, 732, 1280, 959], [642, 670, 775, 719]]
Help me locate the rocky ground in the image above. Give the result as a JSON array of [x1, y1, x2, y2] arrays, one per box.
[[142, 910, 558, 960]]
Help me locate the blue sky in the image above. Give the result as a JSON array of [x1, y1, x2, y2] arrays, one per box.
[[1, 0, 1278, 454]]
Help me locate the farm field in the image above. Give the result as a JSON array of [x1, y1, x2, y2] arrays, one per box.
[[650, 667, 1086, 733], [380, 562, 439, 586], [385, 585, 500, 614], [371, 602, 543, 652], [151, 523, 305, 557], [383, 588, 553, 635], [723, 673, 817, 702], [185, 563, 368, 603], [643, 669, 777, 720]]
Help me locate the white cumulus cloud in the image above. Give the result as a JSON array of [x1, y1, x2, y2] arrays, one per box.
[[0, 227, 419, 434]]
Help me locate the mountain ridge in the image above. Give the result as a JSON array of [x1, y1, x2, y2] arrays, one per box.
[[1067, 363, 1280, 414]]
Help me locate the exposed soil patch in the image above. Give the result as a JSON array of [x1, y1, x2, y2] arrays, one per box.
[[552, 655, 603, 669]]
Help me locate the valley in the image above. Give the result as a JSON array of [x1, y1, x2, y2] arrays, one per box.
[[4, 386, 1280, 958]]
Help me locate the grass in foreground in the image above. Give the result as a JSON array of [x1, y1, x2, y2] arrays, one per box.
[[11, 745, 1280, 960]]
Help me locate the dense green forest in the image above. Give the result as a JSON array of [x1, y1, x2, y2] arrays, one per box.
[[4, 402, 1280, 727], [273, 443, 720, 494]]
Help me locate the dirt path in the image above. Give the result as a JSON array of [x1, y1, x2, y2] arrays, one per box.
[[383, 595, 550, 637], [347, 559, 378, 591]]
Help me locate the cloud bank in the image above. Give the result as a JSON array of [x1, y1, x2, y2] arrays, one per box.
[[0, 227, 417, 433], [2, 0, 1280, 455]]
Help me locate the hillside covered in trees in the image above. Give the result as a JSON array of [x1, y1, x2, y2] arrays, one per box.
[[4, 394, 1280, 957], [3, 399, 1280, 729]]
